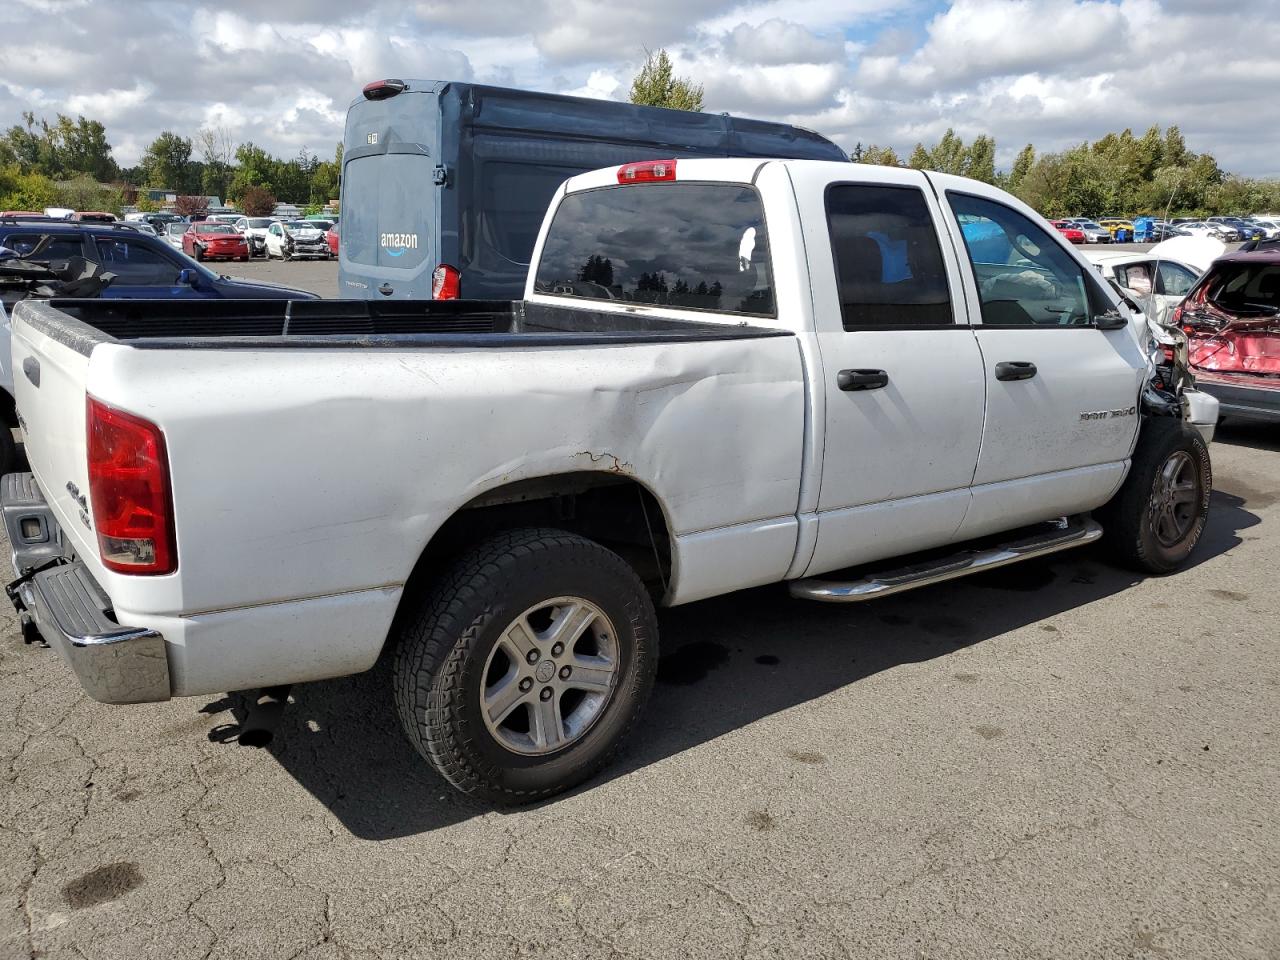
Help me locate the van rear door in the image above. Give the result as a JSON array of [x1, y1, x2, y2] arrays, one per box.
[[339, 88, 440, 299]]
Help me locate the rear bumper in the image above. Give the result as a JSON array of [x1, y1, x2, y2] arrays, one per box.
[[3, 473, 171, 704], [1193, 373, 1280, 423]]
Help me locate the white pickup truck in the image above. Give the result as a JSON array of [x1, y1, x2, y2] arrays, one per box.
[[5, 159, 1219, 802]]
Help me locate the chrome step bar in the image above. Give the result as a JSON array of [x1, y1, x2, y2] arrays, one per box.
[[789, 516, 1103, 603]]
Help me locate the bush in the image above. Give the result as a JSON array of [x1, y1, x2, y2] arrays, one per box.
[[239, 185, 276, 217], [0, 165, 60, 211], [55, 173, 123, 214], [174, 194, 209, 218]]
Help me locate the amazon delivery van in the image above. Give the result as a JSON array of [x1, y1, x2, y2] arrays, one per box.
[[339, 79, 848, 300]]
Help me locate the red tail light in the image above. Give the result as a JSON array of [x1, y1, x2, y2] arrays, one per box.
[[432, 263, 460, 300], [362, 78, 407, 100], [617, 159, 677, 183], [86, 397, 176, 575]]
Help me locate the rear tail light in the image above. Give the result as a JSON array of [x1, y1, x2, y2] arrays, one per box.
[[617, 159, 677, 183], [363, 79, 407, 100], [432, 263, 460, 300], [86, 397, 176, 575]]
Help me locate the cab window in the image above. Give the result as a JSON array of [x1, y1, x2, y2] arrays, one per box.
[[949, 192, 1107, 327], [825, 184, 953, 329]]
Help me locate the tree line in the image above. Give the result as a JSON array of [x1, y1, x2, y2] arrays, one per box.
[[0, 112, 341, 216], [853, 125, 1280, 218]]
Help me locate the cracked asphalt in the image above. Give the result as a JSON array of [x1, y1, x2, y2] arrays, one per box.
[[2, 421, 1279, 960]]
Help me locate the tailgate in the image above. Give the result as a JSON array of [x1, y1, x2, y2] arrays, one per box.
[[10, 305, 98, 565]]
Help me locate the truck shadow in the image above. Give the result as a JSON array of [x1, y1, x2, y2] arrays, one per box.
[[210, 487, 1259, 840]]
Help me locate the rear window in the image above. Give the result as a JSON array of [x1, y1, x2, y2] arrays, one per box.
[[1207, 262, 1280, 314], [2, 234, 84, 259], [534, 183, 774, 316]]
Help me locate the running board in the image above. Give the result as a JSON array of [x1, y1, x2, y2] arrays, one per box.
[[789, 516, 1103, 603]]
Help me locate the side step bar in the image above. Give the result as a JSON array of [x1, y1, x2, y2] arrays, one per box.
[[789, 516, 1103, 603]]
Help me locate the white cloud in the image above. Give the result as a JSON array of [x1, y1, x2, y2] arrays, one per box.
[[0, 0, 1276, 179]]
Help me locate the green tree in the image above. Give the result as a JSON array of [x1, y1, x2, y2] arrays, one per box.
[[629, 49, 703, 112], [929, 129, 967, 175], [141, 131, 193, 190], [55, 174, 122, 214], [1008, 144, 1036, 192], [54, 115, 118, 182], [963, 134, 996, 184], [858, 144, 902, 166], [231, 142, 276, 199], [907, 143, 930, 169]]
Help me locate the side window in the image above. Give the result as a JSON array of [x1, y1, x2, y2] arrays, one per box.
[[1116, 262, 1154, 296], [949, 192, 1104, 327], [93, 238, 182, 284], [826, 184, 953, 329], [3, 234, 86, 259], [1157, 261, 1197, 297]]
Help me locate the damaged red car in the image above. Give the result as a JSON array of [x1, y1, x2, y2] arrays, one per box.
[[1173, 240, 1280, 422]]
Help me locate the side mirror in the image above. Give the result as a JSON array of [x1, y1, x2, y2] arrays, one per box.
[[177, 268, 197, 287], [1092, 310, 1129, 330]]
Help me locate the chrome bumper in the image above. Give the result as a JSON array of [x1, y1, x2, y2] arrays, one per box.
[[3, 473, 170, 704]]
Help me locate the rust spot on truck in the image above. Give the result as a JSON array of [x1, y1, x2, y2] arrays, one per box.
[[574, 451, 634, 474]]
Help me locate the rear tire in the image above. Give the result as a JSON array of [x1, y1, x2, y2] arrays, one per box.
[[1098, 418, 1211, 574], [393, 528, 658, 804]]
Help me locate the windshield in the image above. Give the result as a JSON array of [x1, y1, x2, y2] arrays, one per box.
[[194, 223, 233, 234], [1081, 222, 1102, 229], [286, 221, 316, 231]]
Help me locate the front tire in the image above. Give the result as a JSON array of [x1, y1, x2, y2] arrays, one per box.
[[1098, 418, 1211, 573], [393, 528, 658, 803], [194, 244, 204, 262]]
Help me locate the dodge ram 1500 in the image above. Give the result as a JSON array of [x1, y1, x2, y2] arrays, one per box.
[[5, 159, 1218, 801]]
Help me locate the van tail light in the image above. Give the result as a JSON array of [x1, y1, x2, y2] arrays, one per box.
[[86, 397, 176, 575], [617, 159, 677, 183], [432, 263, 460, 300], [362, 78, 407, 100]]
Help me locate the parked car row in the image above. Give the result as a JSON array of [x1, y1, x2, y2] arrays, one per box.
[[1054, 214, 1277, 244]]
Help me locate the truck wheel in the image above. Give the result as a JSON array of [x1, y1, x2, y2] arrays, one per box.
[[1098, 418, 1211, 574], [393, 528, 658, 803]]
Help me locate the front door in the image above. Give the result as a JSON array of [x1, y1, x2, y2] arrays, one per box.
[[936, 185, 1148, 538], [789, 170, 988, 577], [91, 235, 201, 299]]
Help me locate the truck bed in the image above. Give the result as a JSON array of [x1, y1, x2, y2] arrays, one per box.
[[22, 298, 792, 354]]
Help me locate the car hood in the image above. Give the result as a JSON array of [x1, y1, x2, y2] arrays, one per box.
[[286, 228, 325, 240], [1148, 236, 1227, 274], [214, 275, 319, 299]]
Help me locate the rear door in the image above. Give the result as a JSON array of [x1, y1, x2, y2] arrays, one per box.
[[789, 166, 988, 577], [934, 181, 1147, 537]]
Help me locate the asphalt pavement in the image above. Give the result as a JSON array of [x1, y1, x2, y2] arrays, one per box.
[[0, 266, 1277, 959]]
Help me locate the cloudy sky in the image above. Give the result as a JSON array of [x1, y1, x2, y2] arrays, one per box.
[[1, 0, 1278, 177]]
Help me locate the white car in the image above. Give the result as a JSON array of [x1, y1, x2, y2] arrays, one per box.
[[264, 219, 330, 260], [234, 216, 274, 258], [1175, 222, 1232, 241], [162, 221, 186, 251], [1083, 250, 1203, 326], [7, 158, 1218, 802]]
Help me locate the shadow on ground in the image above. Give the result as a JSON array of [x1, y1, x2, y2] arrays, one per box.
[[201, 487, 1260, 839]]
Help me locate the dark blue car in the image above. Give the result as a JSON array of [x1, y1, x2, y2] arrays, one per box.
[[0, 219, 317, 300]]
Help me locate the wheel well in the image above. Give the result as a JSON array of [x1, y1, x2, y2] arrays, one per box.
[[397, 472, 673, 615]]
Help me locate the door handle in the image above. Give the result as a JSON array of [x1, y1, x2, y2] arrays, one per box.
[[994, 361, 1037, 382], [837, 368, 889, 391]]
